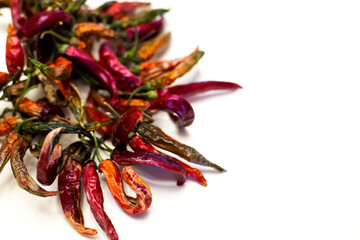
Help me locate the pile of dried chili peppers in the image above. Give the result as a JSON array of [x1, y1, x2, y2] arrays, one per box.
[[0, 0, 241, 239]]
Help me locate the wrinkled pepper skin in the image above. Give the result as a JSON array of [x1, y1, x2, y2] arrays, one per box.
[[137, 122, 226, 172], [36, 127, 64, 185], [129, 135, 207, 186], [0, 117, 17, 137], [0, 131, 19, 174], [58, 156, 97, 236], [17, 10, 73, 38], [10, 137, 62, 197], [6, 24, 24, 75], [112, 149, 187, 186], [100, 160, 152, 214], [99, 41, 142, 92], [158, 81, 242, 98], [126, 18, 163, 41], [112, 110, 143, 149], [145, 94, 195, 127], [82, 162, 119, 240], [65, 46, 119, 107]]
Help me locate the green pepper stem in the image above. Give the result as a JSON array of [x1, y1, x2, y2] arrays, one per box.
[[104, 102, 121, 118]]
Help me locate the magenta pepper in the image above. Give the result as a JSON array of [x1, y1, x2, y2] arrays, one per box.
[[158, 81, 242, 98], [10, 0, 26, 31], [144, 94, 195, 127], [64, 46, 119, 107], [126, 18, 163, 41], [17, 10, 73, 38], [99, 41, 142, 92]]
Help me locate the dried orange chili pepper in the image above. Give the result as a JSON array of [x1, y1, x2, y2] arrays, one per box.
[[0, 116, 17, 137], [75, 22, 115, 39], [0, 131, 18, 174], [16, 97, 43, 117], [137, 32, 171, 61], [0, 72, 9, 85]]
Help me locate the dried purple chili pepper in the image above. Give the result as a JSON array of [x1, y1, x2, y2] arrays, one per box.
[[99, 41, 142, 92], [37, 98, 65, 121], [144, 94, 195, 127], [82, 161, 119, 240], [64, 46, 119, 107], [17, 10, 73, 38], [126, 18, 163, 41], [10, 0, 26, 31], [36, 127, 64, 185]]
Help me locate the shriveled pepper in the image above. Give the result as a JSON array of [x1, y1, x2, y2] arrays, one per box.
[[36, 127, 64, 185], [126, 18, 164, 41], [6, 24, 24, 75], [0, 131, 19, 174], [137, 32, 170, 61], [17, 10, 73, 38], [82, 161, 119, 240], [104, 1, 150, 20], [75, 22, 115, 39], [0, 116, 17, 137], [137, 122, 226, 172], [99, 41, 142, 92], [59, 155, 97, 236], [145, 94, 195, 127], [100, 160, 152, 214], [10, 136, 62, 197], [129, 135, 207, 186]]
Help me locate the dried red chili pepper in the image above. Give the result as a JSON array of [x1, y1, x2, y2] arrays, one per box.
[[100, 159, 152, 214], [113, 149, 187, 186], [145, 94, 195, 127], [64, 46, 119, 108], [17, 10, 73, 38], [0, 116, 17, 137], [6, 24, 24, 75], [58, 155, 97, 236], [10, 136, 62, 197], [104, 2, 150, 20], [126, 18, 163, 41], [0, 72, 9, 85], [0, 131, 19, 174], [10, 0, 26, 31], [129, 135, 207, 186], [82, 161, 119, 240], [36, 127, 64, 185], [99, 41, 142, 92], [75, 22, 115, 39], [137, 32, 170, 61], [137, 122, 226, 172]]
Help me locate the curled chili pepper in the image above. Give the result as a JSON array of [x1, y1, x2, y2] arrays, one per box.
[[129, 135, 207, 186], [104, 1, 150, 20], [6, 24, 24, 75], [10, 136, 62, 197], [158, 81, 242, 98], [113, 149, 187, 186], [0, 116, 17, 137], [100, 159, 152, 214], [137, 122, 226, 172], [145, 94, 195, 127], [0, 131, 19, 174], [82, 161, 119, 240], [64, 45, 119, 108], [75, 22, 115, 39], [99, 41, 142, 92], [126, 18, 164, 41], [36, 127, 64, 185], [137, 32, 171, 61], [59, 155, 97, 236], [17, 10, 73, 38]]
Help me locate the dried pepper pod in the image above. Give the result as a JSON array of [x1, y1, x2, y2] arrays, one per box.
[[99, 41, 142, 92], [17, 10, 73, 38], [6, 24, 24, 75], [10, 136, 62, 197], [137, 122, 226, 172], [158, 81, 242, 98], [0, 116, 17, 137], [145, 94, 195, 127], [104, 1, 150, 20], [129, 135, 207, 186], [0, 72, 9, 85], [112, 149, 187, 186], [100, 159, 152, 214], [75, 22, 115, 39], [0, 131, 19, 174], [36, 127, 64, 185], [30, 57, 73, 81], [58, 155, 97, 236], [82, 161, 119, 240], [126, 18, 164, 41], [137, 32, 170, 61], [16, 97, 43, 117]]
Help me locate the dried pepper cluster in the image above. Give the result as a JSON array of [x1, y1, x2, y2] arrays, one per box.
[[0, 0, 241, 239]]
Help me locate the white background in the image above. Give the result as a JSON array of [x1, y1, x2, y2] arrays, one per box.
[[0, 0, 360, 239]]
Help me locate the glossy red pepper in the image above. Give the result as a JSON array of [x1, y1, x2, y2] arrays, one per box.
[[58, 156, 97, 236], [82, 162, 119, 240], [17, 10, 73, 38], [105, 2, 150, 20], [6, 24, 24, 75], [99, 41, 142, 91], [65, 46, 119, 108], [145, 94, 195, 127], [126, 18, 163, 41]]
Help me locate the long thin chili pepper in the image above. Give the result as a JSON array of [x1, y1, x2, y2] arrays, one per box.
[[75, 22, 115, 39], [137, 122, 226, 172], [6, 24, 24, 75], [36, 127, 64, 185], [137, 32, 170, 61], [58, 155, 97, 236], [82, 161, 119, 240], [126, 18, 163, 41], [0, 116, 17, 136], [100, 159, 152, 214], [10, 136, 62, 197], [17, 10, 73, 38], [0, 131, 18, 174]]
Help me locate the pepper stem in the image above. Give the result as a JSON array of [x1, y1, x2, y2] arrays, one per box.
[[126, 82, 153, 109], [92, 131, 104, 162]]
